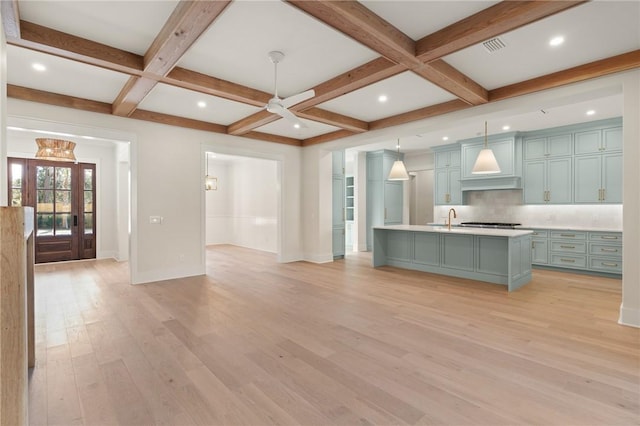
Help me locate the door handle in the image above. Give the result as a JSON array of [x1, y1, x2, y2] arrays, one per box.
[[73, 215, 78, 226]]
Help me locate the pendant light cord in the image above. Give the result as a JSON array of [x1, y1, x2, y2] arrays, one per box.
[[484, 121, 488, 148]]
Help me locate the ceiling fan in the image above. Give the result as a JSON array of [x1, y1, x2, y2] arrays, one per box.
[[264, 51, 315, 128]]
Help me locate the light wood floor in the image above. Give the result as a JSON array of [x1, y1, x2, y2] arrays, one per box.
[[29, 245, 639, 425]]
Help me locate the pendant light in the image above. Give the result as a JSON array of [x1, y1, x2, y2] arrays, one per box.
[[35, 138, 77, 162], [472, 121, 501, 174], [205, 153, 217, 191], [388, 139, 409, 181]]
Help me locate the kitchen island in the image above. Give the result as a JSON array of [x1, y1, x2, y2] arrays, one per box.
[[373, 225, 533, 291]]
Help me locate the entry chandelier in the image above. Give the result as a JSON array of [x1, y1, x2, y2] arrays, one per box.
[[471, 121, 501, 174], [387, 139, 409, 181], [35, 138, 77, 162]]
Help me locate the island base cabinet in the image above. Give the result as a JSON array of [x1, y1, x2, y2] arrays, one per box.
[[373, 228, 532, 291]]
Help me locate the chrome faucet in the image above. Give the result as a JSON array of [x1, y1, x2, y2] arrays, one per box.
[[447, 208, 457, 231]]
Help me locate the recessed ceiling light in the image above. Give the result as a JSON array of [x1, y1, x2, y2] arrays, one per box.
[[293, 123, 301, 129], [378, 95, 388, 103], [502, 125, 510, 131], [586, 110, 596, 116], [32, 63, 46, 72], [549, 36, 564, 47], [442, 136, 449, 141], [197, 101, 207, 108]]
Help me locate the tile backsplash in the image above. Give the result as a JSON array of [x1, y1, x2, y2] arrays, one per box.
[[433, 189, 623, 230]]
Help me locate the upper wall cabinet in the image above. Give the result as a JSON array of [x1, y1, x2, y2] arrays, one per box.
[[575, 126, 622, 155], [432, 144, 461, 205]]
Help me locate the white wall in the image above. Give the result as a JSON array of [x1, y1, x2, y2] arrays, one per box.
[[7, 98, 303, 284], [206, 156, 278, 253], [301, 145, 333, 262]]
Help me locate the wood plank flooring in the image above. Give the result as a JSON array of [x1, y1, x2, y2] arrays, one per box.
[[29, 245, 639, 425]]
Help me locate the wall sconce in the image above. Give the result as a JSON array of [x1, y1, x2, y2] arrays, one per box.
[[205, 152, 217, 190]]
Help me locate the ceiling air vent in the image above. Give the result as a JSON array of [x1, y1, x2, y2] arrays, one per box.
[[482, 37, 506, 53]]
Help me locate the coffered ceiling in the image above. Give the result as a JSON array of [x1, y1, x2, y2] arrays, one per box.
[[3, 0, 639, 150]]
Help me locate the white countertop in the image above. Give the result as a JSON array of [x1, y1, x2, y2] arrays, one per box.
[[521, 225, 622, 232], [374, 224, 533, 237]]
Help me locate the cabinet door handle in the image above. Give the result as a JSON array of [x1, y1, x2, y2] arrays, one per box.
[[602, 188, 605, 201], [600, 248, 618, 252], [560, 245, 575, 249], [384, 208, 387, 220], [560, 234, 575, 238], [602, 262, 618, 267], [560, 258, 575, 263], [601, 236, 619, 240]]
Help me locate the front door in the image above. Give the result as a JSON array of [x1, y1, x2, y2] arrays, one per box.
[[8, 158, 96, 263]]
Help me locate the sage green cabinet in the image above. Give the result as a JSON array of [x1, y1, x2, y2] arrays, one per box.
[[524, 134, 572, 160], [524, 157, 572, 204], [574, 153, 622, 203], [530, 229, 549, 264], [366, 150, 404, 250], [433, 145, 461, 205], [575, 126, 622, 155], [461, 136, 517, 180]]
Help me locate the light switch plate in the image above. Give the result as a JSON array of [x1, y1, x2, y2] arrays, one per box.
[[149, 216, 163, 224]]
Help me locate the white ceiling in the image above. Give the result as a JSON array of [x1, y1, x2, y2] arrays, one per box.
[[5, 0, 640, 146]]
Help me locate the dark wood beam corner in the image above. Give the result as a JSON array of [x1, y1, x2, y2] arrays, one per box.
[[112, 76, 159, 117], [296, 107, 369, 133], [414, 60, 488, 105], [1, 0, 20, 38], [228, 110, 279, 136]]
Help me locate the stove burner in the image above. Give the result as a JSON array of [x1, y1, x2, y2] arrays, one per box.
[[459, 222, 522, 229]]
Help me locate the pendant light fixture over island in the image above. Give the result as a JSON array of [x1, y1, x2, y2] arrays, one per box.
[[387, 139, 409, 181], [472, 121, 501, 174]]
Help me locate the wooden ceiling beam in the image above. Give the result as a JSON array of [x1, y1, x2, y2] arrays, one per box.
[[302, 130, 356, 147], [129, 109, 227, 134], [286, 0, 487, 105], [490, 49, 640, 102], [242, 131, 302, 147], [416, 1, 588, 63], [1, 0, 20, 38], [7, 84, 112, 114], [369, 99, 471, 131], [10, 20, 144, 74], [296, 107, 368, 133], [165, 67, 271, 107], [112, 0, 231, 117], [228, 110, 278, 136]]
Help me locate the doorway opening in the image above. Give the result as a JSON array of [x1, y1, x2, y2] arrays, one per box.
[[204, 152, 279, 265], [8, 158, 96, 263]]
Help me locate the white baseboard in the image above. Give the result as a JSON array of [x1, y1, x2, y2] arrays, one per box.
[[132, 265, 205, 285], [618, 304, 640, 328], [304, 252, 333, 263]]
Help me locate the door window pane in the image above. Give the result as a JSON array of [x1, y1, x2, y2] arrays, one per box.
[[11, 189, 22, 206], [84, 191, 93, 212], [55, 167, 72, 190], [55, 214, 72, 235], [37, 214, 54, 236], [37, 190, 54, 213], [84, 213, 93, 234], [84, 169, 93, 190], [36, 166, 54, 189], [55, 190, 72, 213], [11, 163, 22, 188]]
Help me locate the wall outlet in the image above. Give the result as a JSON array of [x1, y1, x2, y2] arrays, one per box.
[[150, 216, 163, 224]]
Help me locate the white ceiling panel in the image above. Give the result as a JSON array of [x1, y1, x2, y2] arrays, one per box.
[[139, 83, 262, 125], [318, 71, 457, 122], [255, 117, 341, 140], [444, 1, 640, 90], [359, 0, 500, 41], [178, 0, 379, 97], [17, 1, 178, 55], [6, 45, 130, 103]]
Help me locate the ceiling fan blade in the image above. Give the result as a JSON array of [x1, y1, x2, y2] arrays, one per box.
[[281, 89, 315, 109], [275, 105, 306, 128]]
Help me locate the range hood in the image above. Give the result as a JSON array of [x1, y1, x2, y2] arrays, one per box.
[[460, 176, 522, 191]]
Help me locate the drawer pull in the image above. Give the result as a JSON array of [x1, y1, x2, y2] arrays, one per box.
[[560, 234, 575, 237], [560, 245, 575, 249], [560, 258, 575, 263], [532, 232, 538, 235], [601, 236, 619, 240], [602, 262, 618, 267], [600, 248, 618, 253]]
